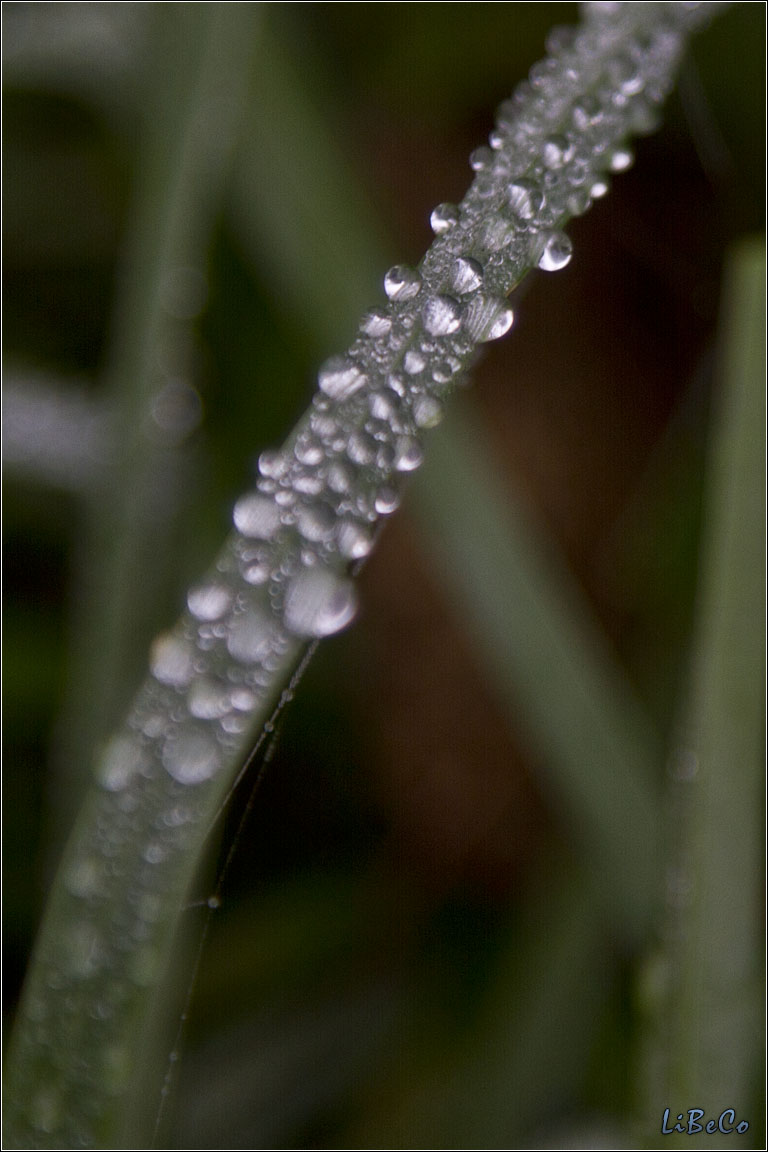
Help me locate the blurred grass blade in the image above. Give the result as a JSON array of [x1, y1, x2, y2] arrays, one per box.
[[229, 13, 388, 354], [413, 397, 662, 934], [661, 238, 765, 1130], [52, 3, 259, 828]]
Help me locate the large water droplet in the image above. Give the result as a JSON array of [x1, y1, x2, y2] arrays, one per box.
[[463, 295, 515, 342], [162, 727, 220, 785], [150, 633, 195, 687], [66, 857, 104, 899], [347, 431, 376, 466], [413, 395, 444, 429], [451, 257, 484, 295], [283, 568, 358, 637], [318, 355, 367, 401], [394, 436, 424, 472], [361, 308, 392, 338], [327, 461, 353, 494], [374, 485, 400, 515], [542, 134, 572, 169], [295, 437, 324, 466], [99, 734, 146, 791], [226, 608, 274, 664], [187, 677, 231, 719], [369, 390, 399, 422], [481, 215, 516, 251], [258, 450, 287, 479], [609, 146, 634, 172], [404, 350, 426, 376], [538, 231, 573, 271], [337, 519, 373, 560], [297, 502, 336, 543], [429, 202, 460, 234], [507, 178, 544, 220], [469, 145, 493, 171], [187, 583, 232, 622], [233, 493, 281, 539], [384, 265, 422, 301], [422, 295, 462, 337]]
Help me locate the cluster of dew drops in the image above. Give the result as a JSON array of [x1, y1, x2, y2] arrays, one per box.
[[92, 0, 707, 820]]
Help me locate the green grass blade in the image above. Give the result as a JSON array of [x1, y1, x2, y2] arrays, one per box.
[[413, 398, 663, 934], [658, 238, 765, 1140], [51, 4, 259, 827]]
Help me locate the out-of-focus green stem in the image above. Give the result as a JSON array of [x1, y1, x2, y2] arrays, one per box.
[[51, 4, 258, 833], [652, 239, 764, 1146], [413, 400, 663, 937]]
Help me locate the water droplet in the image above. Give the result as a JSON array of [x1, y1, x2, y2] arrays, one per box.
[[297, 502, 336, 543], [226, 608, 274, 664], [347, 431, 376, 466], [318, 355, 368, 401], [162, 727, 220, 784], [327, 461, 353, 494], [187, 583, 232, 622], [404, 349, 426, 376], [609, 146, 634, 172], [452, 257, 484, 295], [413, 395, 444, 429], [394, 436, 424, 472], [143, 841, 166, 865], [258, 450, 287, 479], [470, 145, 493, 171], [187, 677, 231, 719], [374, 485, 400, 515], [384, 265, 422, 302], [422, 295, 462, 337], [590, 177, 610, 198], [430, 202, 460, 234], [369, 390, 399, 422], [337, 519, 373, 560], [207, 895, 221, 910], [537, 231, 573, 271], [507, 178, 544, 220], [542, 134, 572, 169], [66, 857, 103, 899], [293, 473, 323, 496], [480, 215, 516, 251], [233, 493, 281, 539], [150, 633, 195, 687], [463, 294, 515, 342], [230, 686, 257, 711], [283, 567, 358, 637], [361, 308, 392, 338], [567, 187, 592, 216], [295, 437, 324, 466], [243, 558, 270, 585], [99, 734, 146, 791]]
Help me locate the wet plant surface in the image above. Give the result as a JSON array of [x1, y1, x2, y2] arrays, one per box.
[[3, 3, 764, 1148]]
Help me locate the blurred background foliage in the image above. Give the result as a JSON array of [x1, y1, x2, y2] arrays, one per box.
[[2, 3, 764, 1148]]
